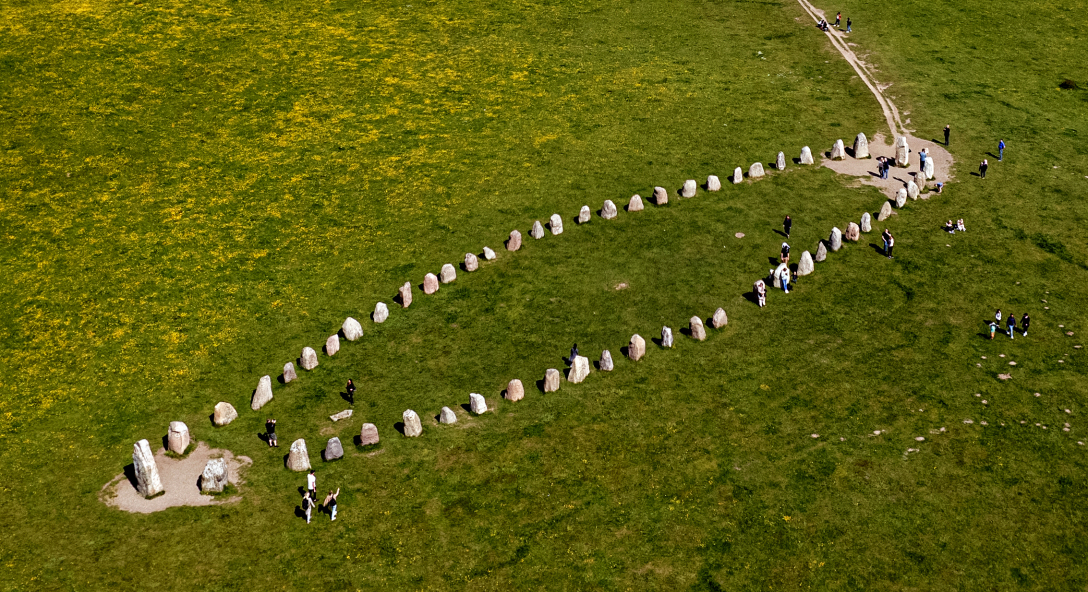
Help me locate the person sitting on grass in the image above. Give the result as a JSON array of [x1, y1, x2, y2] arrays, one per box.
[[944, 220, 956, 233], [956, 219, 966, 232]]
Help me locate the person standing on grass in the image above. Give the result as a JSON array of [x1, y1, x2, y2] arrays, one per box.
[[756, 279, 767, 308], [345, 379, 356, 404], [998, 139, 1006, 161], [846, 17, 852, 32], [881, 228, 891, 254], [784, 215, 792, 238], [979, 159, 988, 178], [1021, 313, 1030, 337], [302, 491, 314, 524], [944, 125, 951, 145], [835, 11, 841, 26], [995, 309, 1002, 328], [266, 418, 278, 448], [778, 266, 791, 294], [1006, 313, 1017, 339], [886, 232, 895, 259], [989, 321, 997, 340], [324, 488, 340, 521], [307, 470, 317, 502], [781, 242, 791, 264]]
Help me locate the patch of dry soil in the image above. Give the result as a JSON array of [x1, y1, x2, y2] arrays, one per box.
[[100, 442, 251, 514]]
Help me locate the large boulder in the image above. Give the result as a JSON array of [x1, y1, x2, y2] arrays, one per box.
[[653, 187, 668, 205], [251, 375, 273, 410], [845, 222, 861, 242], [402, 410, 422, 437], [829, 227, 843, 252], [578, 206, 591, 224], [661, 326, 674, 348], [815, 241, 828, 262], [440, 406, 457, 424], [860, 212, 872, 233], [167, 421, 190, 454], [628, 194, 644, 212], [531, 221, 545, 239], [506, 379, 524, 401], [342, 317, 364, 340], [830, 139, 846, 160], [797, 251, 815, 276], [282, 362, 297, 384], [213, 402, 238, 427], [325, 437, 344, 461], [423, 273, 440, 294], [359, 423, 380, 446], [507, 230, 522, 251], [707, 175, 721, 191], [470, 393, 488, 414], [132, 439, 163, 497], [854, 133, 870, 159], [689, 316, 706, 341], [628, 334, 646, 361], [373, 302, 389, 323], [464, 253, 479, 272], [710, 308, 728, 329], [300, 347, 319, 370], [772, 262, 789, 288], [895, 188, 908, 208], [549, 213, 564, 235], [483, 247, 497, 260], [776, 152, 786, 171], [200, 458, 229, 493], [440, 263, 457, 283], [895, 136, 910, 167], [681, 179, 697, 198], [732, 167, 743, 184], [748, 162, 765, 179], [544, 368, 561, 392], [599, 350, 614, 371], [906, 181, 920, 200], [568, 356, 591, 383], [325, 334, 340, 357], [601, 200, 618, 220], [878, 201, 894, 221], [399, 282, 413, 308], [923, 157, 935, 180], [286, 439, 311, 471], [800, 146, 814, 165]]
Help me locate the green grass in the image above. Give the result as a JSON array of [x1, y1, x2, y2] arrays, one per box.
[[2, 0, 1088, 589]]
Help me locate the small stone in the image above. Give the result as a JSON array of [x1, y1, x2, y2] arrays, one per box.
[[735, 233, 745, 238], [878, 201, 894, 221], [483, 247, 497, 260], [544, 368, 561, 392], [373, 302, 390, 323], [325, 334, 340, 357], [800, 146, 814, 165], [251, 375, 273, 410], [998, 373, 1012, 380], [661, 326, 674, 348], [599, 350, 614, 371], [690, 316, 706, 341], [776, 152, 786, 170], [548, 213, 563, 235], [915, 436, 925, 441], [628, 334, 646, 361], [440, 406, 457, 424], [811, 434, 819, 438], [531, 221, 545, 239], [440, 263, 457, 283], [399, 282, 413, 308], [167, 421, 190, 454], [815, 241, 828, 262], [895, 136, 910, 167], [732, 167, 743, 184], [797, 250, 814, 275], [325, 437, 344, 461], [359, 423, 380, 446], [601, 200, 618, 219], [506, 379, 524, 401], [330, 409, 353, 422], [874, 430, 882, 435], [578, 206, 591, 223], [748, 162, 765, 179], [628, 194, 644, 212], [895, 188, 907, 208], [845, 222, 860, 242], [464, 253, 479, 272], [200, 458, 229, 493], [681, 179, 697, 197], [907, 181, 920, 200], [853, 133, 869, 159], [286, 439, 311, 471], [1068, 331, 1075, 336], [301, 347, 319, 370], [653, 186, 668, 205], [830, 139, 846, 160], [423, 273, 440, 294], [707, 175, 721, 191], [860, 212, 872, 233], [829, 227, 843, 251], [1009, 361, 1017, 366], [342, 317, 364, 341], [282, 362, 297, 384], [402, 410, 422, 437], [213, 402, 238, 427], [507, 230, 522, 251], [568, 356, 591, 383]]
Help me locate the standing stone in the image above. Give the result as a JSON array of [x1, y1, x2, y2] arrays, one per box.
[[878, 201, 894, 221], [200, 458, 228, 493], [399, 282, 413, 308], [748, 162, 765, 179], [464, 253, 479, 272], [845, 222, 861, 242], [815, 241, 828, 262], [829, 227, 843, 251], [469, 393, 488, 414], [342, 317, 364, 340], [325, 437, 344, 461], [373, 302, 390, 323], [895, 136, 910, 167], [599, 350, 614, 371], [325, 334, 340, 357], [506, 379, 524, 401], [482, 247, 497, 261], [732, 167, 743, 184], [689, 316, 706, 341], [661, 326, 674, 348], [544, 368, 561, 392], [628, 334, 646, 361], [854, 133, 870, 158], [797, 251, 815, 276], [776, 152, 786, 170], [710, 308, 728, 329], [167, 421, 190, 454], [507, 230, 522, 251], [578, 206, 591, 223], [800, 146, 814, 165], [549, 214, 564, 235], [531, 221, 545, 239], [132, 439, 163, 497], [772, 262, 789, 288], [923, 157, 935, 180], [440, 406, 457, 424], [282, 362, 297, 384], [915, 173, 926, 192], [402, 410, 422, 437], [861, 212, 872, 233], [359, 423, 380, 446], [568, 356, 591, 383], [251, 375, 273, 410], [601, 200, 618, 220], [286, 439, 311, 471], [906, 181, 920, 200], [895, 188, 908, 208], [830, 139, 846, 160], [300, 347, 319, 370], [440, 263, 457, 283], [653, 187, 668, 205], [628, 194, 644, 212], [707, 175, 721, 191], [423, 273, 440, 294], [681, 179, 697, 198], [213, 402, 238, 427]]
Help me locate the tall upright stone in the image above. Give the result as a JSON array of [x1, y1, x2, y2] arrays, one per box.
[[507, 230, 522, 251], [482, 247, 497, 260], [853, 133, 870, 158], [373, 302, 389, 323], [906, 181, 920, 200], [599, 350, 614, 371], [860, 211, 872, 233], [628, 194, 644, 212], [749, 162, 765, 179], [282, 362, 297, 384], [815, 241, 828, 262], [324, 437, 344, 461], [167, 421, 190, 454], [251, 375, 273, 410], [895, 136, 910, 167], [923, 157, 935, 180], [423, 273, 440, 294], [601, 200, 618, 220], [213, 402, 238, 427], [132, 439, 163, 497], [531, 221, 545, 239], [578, 206, 591, 223], [342, 317, 364, 340], [800, 146, 814, 165], [661, 326, 674, 348], [707, 175, 722, 191], [399, 282, 413, 308], [402, 410, 422, 437], [895, 188, 908, 208], [689, 316, 706, 341], [440, 263, 457, 283], [286, 439, 311, 471], [776, 152, 786, 170], [325, 334, 340, 357], [464, 253, 479, 272], [653, 187, 668, 205], [506, 379, 524, 401], [568, 356, 591, 383], [359, 423, 380, 446], [301, 347, 319, 370], [829, 227, 843, 251], [628, 334, 646, 361], [914, 173, 926, 192], [549, 213, 564, 235], [681, 179, 697, 198], [830, 139, 846, 160], [710, 308, 728, 329], [797, 250, 815, 275], [878, 201, 894, 221], [544, 368, 561, 392], [200, 458, 229, 493], [732, 167, 743, 184], [440, 406, 457, 424], [845, 222, 861, 242]]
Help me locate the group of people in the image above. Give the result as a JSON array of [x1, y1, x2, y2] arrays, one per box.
[[978, 139, 1006, 179], [817, 12, 851, 32], [944, 219, 966, 233], [302, 469, 341, 523], [990, 309, 1030, 340]]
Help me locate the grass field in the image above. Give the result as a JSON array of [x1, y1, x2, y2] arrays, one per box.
[[2, 0, 1088, 589]]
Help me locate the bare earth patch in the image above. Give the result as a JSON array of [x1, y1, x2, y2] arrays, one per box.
[[100, 442, 251, 514]]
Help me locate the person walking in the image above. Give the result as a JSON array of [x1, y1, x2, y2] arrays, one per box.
[[345, 379, 356, 404], [306, 470, 317, 501], [979, 159, 988, 179], [881, 228, 891, 255], [784, 215, 792, 238], [998, 139, 1006, 161], [886, 232, 895, 259], [302, 491, 314, 524], [756, 280, 767, 308], [1006, 313, 1017, 339], [989, 321, 997, 340], [846, 17, 852, 32], [266, 418, 278, 448], [882, 157, 891, 179], [944, 125, 950, 145], [779, 266, 791, 294], [1021, 313, 1030, 337], [780, 242, 791, 264], [995, 309, 1002, 328], [835, 11, 841, 26], [324, 488, 341, 521]]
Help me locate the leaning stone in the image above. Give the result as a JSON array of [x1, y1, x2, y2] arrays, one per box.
[[853, 133, 870, 159], [359, 423, 380, 446], [325, 334, 340, 357], [470, 393, 488, 414], [200, 458, 228, 493], [506, 379, 524, 401], [661, 326, 674, 348], [301, 347, 319, 370], [800, 146, 814, 165], [342, 317, 364, 340], [776, 152, 786, 170], [213, 402, 238, 426], [690, 316, 706, 341], [482, 247, 497, 260], [924, 157, 935, 180], [568, 356, 591, 383], [507, 230, 522, 251], [906, 181, 919, 200], [531, 221, 545, 239], [423, 273, 440, 294], [601, 200, 618, 220], [282, 362, 297, 384], [732, 167, 743, 184], [878, 201, 894, 221], [628, 194, 644, 212], [324, 437, 344, 461], [797, 251, 814, 276], [440, 263, 457, 283], [330, 409, 353, 422], [895, 188, 907, 208], [845, 222, 861, 242], [544, 368, 561, 392], [167, 421, 190, 454], [895, 136, 910, 167], [132, 439, 163, 497], [829, 227, 843, 252], [402, 410, 422, 437], [251, 375, 273, 410], [374, 302, 390, 323], [286, 439, 311, 471], [748, 162, 765, 179], [464, 253, 479, 272], [599, 350, 614, 371], [861, 212, 872, 233], [628, 334, 646, 361], [549, 214, 564, 235], [707, 175, 721, 191], [578, 206, 591, 223], [653, 186, 668, 205], [399, 282, 413, 308], [830, 139, 846, 160], [439, 406, 457, 424], [772, 262, 789, 288], [681, 179, 697, 198], [710, 308, 728, 329], [815, 241, 828, 262]]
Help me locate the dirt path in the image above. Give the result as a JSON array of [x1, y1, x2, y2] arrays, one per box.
[[100, 442, 251, 514]]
